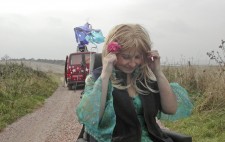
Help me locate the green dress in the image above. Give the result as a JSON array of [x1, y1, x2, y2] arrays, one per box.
[[132, 95, 153, 142], [76, 75, 154, 142], [76, 74, 192, 141]]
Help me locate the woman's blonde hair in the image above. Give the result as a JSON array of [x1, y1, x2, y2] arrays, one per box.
[[102, 24, 158, 94]]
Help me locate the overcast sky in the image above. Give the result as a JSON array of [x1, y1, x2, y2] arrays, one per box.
[[0, 0, 225, 64]]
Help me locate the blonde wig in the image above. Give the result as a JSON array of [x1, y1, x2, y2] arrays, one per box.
[[102, 24, 158, 94]]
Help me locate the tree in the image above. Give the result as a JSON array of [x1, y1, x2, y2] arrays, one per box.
[[1, 54, 10, 61]]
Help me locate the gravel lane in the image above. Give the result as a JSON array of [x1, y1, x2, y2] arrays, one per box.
[[0, 86, 83, 142]]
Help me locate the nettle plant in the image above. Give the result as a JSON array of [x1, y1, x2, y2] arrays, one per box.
[[207, 40, 225, 72]]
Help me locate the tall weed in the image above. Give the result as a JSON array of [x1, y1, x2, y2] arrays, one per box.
[[163, 64, 225, 141], [163, 65, 225, 112]]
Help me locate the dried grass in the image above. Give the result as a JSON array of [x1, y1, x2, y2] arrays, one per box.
[[163, 65, 225, 112]]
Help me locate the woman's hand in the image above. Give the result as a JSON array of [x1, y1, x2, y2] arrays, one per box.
[[147, 50, 162, 77], [148, 50, 177, 114], [101, 53, 117, 78]]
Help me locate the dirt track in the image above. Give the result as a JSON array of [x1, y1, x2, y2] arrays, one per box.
[[0, 86, 83, 142]]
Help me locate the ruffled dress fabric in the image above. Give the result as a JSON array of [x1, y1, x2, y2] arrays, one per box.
[[76, 74, 193, 141], [159, 82, 193, 121], [76, 75, 116, 142], [76, 74, 154, 142]]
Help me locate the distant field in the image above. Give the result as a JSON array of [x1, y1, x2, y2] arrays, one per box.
[[0, 60, 64, 74]]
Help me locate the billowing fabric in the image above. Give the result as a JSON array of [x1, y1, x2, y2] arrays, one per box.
[[159, 82, 193, 121], [74, 23, 92, 45], [74, 23, 105, 46], [85, 30, 105, 45], [76, 75, 116, 142]]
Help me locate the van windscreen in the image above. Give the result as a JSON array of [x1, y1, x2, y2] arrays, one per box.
[[70, 53, 91, 65]]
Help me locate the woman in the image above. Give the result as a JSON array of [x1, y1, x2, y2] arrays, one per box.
[[76, 24, 177, 142]]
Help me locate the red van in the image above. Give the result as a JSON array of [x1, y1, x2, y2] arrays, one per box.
[[65, 52, 96, 90]]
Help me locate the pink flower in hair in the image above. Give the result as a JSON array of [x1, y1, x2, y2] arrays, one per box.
[[107, 41, 121, 53]]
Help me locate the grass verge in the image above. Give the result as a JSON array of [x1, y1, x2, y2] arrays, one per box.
[[163, 109, 225, 142], [0, 63, 59, 131], [162, 65, 225, 141]]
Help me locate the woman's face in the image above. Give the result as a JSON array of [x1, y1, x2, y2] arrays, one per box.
[[115, 50, 143, 74]]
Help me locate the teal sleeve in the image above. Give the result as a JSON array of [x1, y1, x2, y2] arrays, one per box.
[[76, 74, 116, 142], [158, 82, 193, 121]]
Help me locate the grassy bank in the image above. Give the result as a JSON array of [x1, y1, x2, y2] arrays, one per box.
[[0, 63, 59, 131], [162, 65, 225, 141]]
